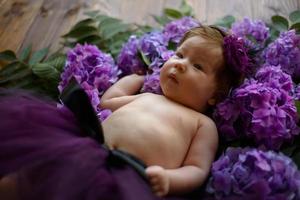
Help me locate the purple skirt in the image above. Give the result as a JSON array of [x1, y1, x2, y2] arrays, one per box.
[[0, 89, 204, 200]]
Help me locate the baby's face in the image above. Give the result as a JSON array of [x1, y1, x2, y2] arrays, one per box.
[[160, 35, 224, 112]]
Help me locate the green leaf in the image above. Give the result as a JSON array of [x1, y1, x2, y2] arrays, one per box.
[[139, 50, 151, 66], [290, 22, 300, 34], [95, 14, 111, 24], [0, 50, 17, 61], [268, 25, 280, 41], [0, 67, 32, 84], [134, 24, 153, 34], [46, 55, 66, 72], [19, 44, 32, 62], [215, 15, 235, 28], [0, 61, 22, 77], [29, 48, 49, 66], [289, 10, 300, 23], [108, 39, 126, 57], [72, 18, 95, 30], [152, 15, 171, 26], [167, 41, 177, 51], [62, 26, 98, 38], [246, 34, 258, 43], [12, 76, 36, 88], [32, 63, 60, 80], [84, 10, 99, 18], [46, 51, 64, 62], [77, 35, 103, 45], [101, 23, 130, 40], [99, 17, 121, 28], [164, 8, 183, 19], [271, 15, 289, 31], [179, 0, 193, 16], [295, 100, 300, 118]]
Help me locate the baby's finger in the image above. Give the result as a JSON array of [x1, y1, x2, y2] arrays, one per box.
[[152, 184, 161, 192], [149, 177, 159, 184], [155, 190, 165, 197]]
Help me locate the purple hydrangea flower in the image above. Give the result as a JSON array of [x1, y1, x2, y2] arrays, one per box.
[[163, 16, 200, 45], [97, 109, 112, 122], [231, 17, 270, 49], [214, 66, 299, 150], [117, 31, 174, 77], [140, 67, 162, 94], [206, 147, 300, 199], [80, 82, 100, 111], [263, 30, 300, 80], [140, 31, 170, 69], [255, 64, 294, 92], [294, 84, 300, 101], [117, 35, 146, 76], [58, 44, 119, 120], [224, 35, 253, 76]]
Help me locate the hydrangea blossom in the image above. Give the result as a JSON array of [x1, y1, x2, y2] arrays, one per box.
[[224, 35, 253, 76], [231, 17, 270, 49], [117, 35, 146, 75], [117, 31, 174, 77], [58, 44, 119, 121], [206, 147, 300, 199], [140, 67, 162, 94], [140, 31, 171, 68], [255, 64, 293, 92], [294, 84, 300, 101], [214, 65, 299, 150], [263, 30, 300, 80], [97, 109, 112, 122], [163, 16, 200, 45]]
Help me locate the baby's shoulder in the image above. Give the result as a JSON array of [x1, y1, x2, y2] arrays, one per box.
[[197, 113, 217, 131]]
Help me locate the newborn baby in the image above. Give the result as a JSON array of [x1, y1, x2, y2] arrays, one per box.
[[101, 26, 237, 196]]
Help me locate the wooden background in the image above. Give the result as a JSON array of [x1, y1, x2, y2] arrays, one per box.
[[0, 0, 299, 55]]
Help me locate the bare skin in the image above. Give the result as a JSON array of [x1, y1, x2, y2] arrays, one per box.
[[0, 175, 18, 200], [101, 35, 222, 196]]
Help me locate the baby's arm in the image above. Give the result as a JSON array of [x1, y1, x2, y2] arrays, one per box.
[[146, 117, 218, 196], [100, 74, 145, 111]]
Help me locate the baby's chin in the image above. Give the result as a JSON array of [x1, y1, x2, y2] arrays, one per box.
[[164, 93, 209, 111]]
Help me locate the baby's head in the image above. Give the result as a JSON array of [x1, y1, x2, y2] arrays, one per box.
[[160, 25, 243, 112]]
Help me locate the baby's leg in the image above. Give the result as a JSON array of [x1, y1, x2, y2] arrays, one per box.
[[0, 174, 18, 200]]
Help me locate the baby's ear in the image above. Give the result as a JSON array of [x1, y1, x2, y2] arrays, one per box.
[[208, 98, 216, 106]]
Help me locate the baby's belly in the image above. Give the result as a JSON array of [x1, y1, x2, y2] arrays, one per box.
[[102, 112, 191, 168]]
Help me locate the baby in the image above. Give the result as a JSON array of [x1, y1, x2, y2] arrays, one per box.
[[100, 26, 240, 196]]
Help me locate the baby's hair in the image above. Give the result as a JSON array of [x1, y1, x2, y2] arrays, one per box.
[[178, 25, 244, 104]]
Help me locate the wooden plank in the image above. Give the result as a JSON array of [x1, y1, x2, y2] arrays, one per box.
[[197, 0, 299, 25], [0, 0, 44, 53], [187, 0, 207, 23], [18, 0, 87, 54], [86, 0, 181, 26], [0, 0, 299, 56]]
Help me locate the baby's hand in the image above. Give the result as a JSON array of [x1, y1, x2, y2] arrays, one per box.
[[145, 165, 170, 197]]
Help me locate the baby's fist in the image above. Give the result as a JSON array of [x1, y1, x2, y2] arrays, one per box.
[[146, 166, 169, 197]]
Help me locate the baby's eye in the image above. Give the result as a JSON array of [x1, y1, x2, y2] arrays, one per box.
[[193, 64, 203, 70], [175, 52, 183, 59]]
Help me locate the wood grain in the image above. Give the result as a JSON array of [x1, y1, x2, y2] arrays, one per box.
[[0, 0, 299, 55], [0, 0, 44, 53], [19, 0, 85, 54]]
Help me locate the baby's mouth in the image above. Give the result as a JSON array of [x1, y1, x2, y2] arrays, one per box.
[[168, 73, 178, 83]]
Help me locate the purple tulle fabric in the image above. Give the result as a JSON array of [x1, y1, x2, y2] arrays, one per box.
[[0, 89, 202, 200]]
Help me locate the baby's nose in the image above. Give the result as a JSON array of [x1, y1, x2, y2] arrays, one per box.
[[174, 61, 186, 73]]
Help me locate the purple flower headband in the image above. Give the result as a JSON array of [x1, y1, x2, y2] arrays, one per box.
[[209, 26, 252, 77], [223, 34, 252, 77]]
